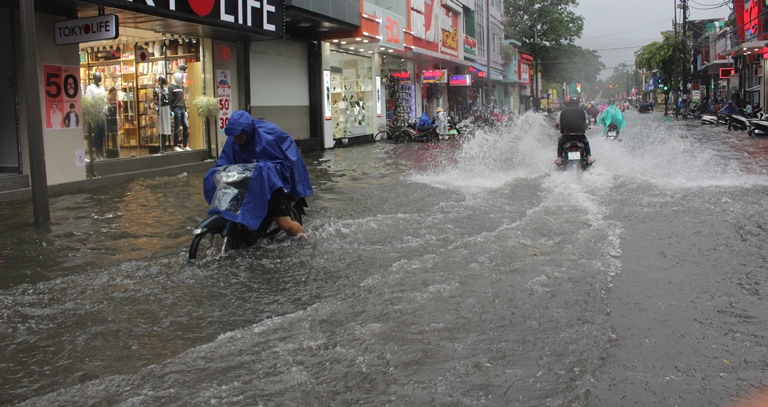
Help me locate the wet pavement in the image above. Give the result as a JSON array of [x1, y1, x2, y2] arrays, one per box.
[[1, 110, 768, 406]]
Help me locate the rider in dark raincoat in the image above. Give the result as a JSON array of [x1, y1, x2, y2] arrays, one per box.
[[203, 110, 313, 236]]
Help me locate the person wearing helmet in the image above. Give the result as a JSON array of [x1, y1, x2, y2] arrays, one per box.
[[555, 95, 593, 165], [597, 98, 626, 136], [203, 110, 313, 237]]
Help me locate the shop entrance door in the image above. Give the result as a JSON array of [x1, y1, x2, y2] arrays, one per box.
[[0, 6, 20, 175]]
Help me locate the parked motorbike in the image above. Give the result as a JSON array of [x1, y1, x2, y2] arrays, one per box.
[[188, 164, 306, 264], [701, 113, 730, 126], [557, 140, 592, 171], [747, 116, 768, 137], [728, 112, 750, 131], [637, 102, 653, 114], [405, 122, 439, 142]]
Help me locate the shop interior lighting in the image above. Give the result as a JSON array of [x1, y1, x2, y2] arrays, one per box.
[[332, 39, 339, 43], [356, 37, 362, 41], [340, 41, 347, 44]]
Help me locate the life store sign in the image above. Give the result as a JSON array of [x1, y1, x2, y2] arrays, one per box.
[[93, 0, 284, 37], [54, 15, 119, 45]]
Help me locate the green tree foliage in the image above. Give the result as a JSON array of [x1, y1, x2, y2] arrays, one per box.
[[539, 43, 604, 86], [504, 0, 603, 88], [634, 33, 687, 92]]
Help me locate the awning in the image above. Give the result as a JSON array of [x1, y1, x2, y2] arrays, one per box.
[[746, 85, 761, 93]]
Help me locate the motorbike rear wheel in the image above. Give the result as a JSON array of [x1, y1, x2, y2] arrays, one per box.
[[188, 228, 233, 264]]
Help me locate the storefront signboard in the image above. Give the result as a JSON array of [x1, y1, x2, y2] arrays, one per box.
[[464, 35, 477, 56], [378, 9, 405, 51], [89, 0, 284, 37], [216, 70, 232, 137], [410, 0, 460, 58], [519, 63, 530, 84], [422, 69, 447, 83], [43, 64, 81, 130], [449, 75, 471, 86], [54, 14, 119, 45]]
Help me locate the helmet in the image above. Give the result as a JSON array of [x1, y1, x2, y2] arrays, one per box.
[[609, 98, 616, 105], [565, 95, 580, 106]]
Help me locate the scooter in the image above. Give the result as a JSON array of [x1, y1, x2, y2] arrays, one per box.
[[188, 164, 307, 264], [557, 140, 592, 171], [747, 116, 768, 137], [728, 112, 750, 131], [605, 123, 620, 140], [701, 113, 730, 126]]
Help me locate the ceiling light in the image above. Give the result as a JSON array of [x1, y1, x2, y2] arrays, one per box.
[[356, 37, 362, 41], [341, 41, 347, 44], [333, 39, 339, 43], [349, 46, 356, 49], [363, 40, 369, 43]]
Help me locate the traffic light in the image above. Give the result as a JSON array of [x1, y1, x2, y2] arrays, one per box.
[[576, 83, 581, 93]]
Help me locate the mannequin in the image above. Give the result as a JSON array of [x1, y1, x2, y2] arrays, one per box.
[[153, 75, 172, 152], [85, 72, 107, 159], [168, 72, 189, 151]]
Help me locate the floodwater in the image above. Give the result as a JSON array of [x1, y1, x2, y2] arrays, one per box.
[[1, 110, 767, 406]]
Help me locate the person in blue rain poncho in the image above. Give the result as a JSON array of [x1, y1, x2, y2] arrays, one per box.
[[416, 111, 435, 132], [597, 99, 627, 136], [203, 110, 313, 237]]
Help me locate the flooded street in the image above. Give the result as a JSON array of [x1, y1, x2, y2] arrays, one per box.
[[1, 110, 768, 406]]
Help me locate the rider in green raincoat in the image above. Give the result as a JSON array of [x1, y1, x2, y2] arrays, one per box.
[[597, 99, 626, 135]]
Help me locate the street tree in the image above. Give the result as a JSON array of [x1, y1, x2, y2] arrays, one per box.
[[504, 0, 603, 91], [635, 33, 684, 114]]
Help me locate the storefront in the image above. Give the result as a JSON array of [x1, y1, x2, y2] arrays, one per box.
[[1, 0, 282, 197], [78, 27, 208, 158], [328, 50, 376, 140], [381, 60, 416, 127]]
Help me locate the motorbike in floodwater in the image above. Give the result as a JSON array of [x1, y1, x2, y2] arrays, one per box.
[[605, 123, 620, 140], [701, 113, 730, 126], [188, 164, 306, 264], [557, 139, 593, 171], [747, 115, 768, 137]]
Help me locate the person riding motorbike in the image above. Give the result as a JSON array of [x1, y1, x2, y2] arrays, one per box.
[[202, 110, 313, 237], [555, 95, 593, 166], [597, 99, 626, 136]]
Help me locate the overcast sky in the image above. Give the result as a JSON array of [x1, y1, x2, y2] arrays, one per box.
[[572, 0, 731, 79]]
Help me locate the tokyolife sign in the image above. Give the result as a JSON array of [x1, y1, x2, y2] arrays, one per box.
[[54, 15, 119, 45], [87, 0, 284, 36]]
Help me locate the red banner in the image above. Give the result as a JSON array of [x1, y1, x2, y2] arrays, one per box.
[[43, 64, 81, 129]]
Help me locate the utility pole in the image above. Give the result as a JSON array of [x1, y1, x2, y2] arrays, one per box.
[[485, 0, 492, 110], [681, 0, 688, 106], [20, 0, 51, 226]]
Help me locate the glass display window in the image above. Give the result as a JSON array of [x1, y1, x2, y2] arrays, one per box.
[[80, 28, 202, 159], [330, 52, 374, 138]]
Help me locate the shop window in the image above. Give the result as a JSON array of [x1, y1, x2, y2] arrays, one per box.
[[330, 52, 374, 138], [80, 32, 201, 159]]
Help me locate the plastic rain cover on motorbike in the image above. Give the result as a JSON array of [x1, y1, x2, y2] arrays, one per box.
[[205, 163, 285, 230], [202, 113, 313, 231]]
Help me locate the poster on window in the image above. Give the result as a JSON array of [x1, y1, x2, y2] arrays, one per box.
[[43, 64, 81, 129], [217, 70, 232, 137], [375, 75, 382, 117], [324, 70, 332, 120]]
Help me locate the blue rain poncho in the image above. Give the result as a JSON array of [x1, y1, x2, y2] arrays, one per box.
[[597, 105, 626, 134], [417, 111, 432, 128], [202, 110, 313, 230]]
